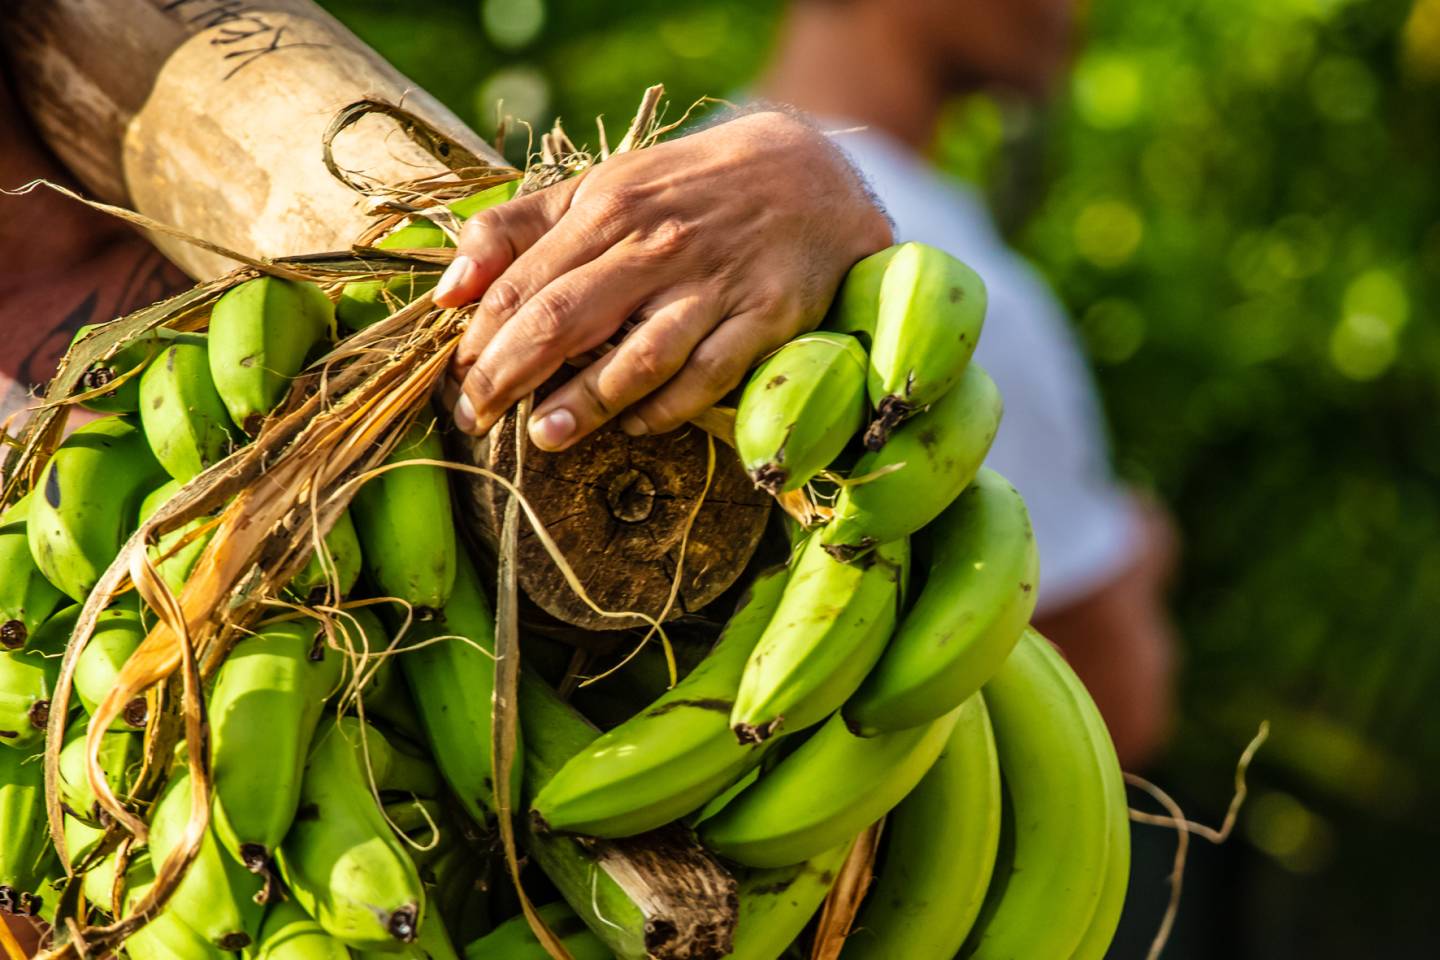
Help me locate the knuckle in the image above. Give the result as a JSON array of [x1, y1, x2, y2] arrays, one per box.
[[480, 278, 523, 319], [588, 183, 639, 228], [645, 217, 696, 258], [688, 347, 742, 394], [459, 208, 504, 250], [523, 291, 571, 346]]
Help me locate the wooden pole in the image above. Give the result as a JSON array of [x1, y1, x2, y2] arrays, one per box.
[[0, 0, 508, 279]]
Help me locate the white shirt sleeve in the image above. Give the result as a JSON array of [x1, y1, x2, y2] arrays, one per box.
[[834, 129, 1140, 612]]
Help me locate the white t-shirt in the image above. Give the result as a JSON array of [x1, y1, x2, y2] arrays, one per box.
[[832, 126, 1139, 612]]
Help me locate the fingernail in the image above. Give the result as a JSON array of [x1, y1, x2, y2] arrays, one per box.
[[453, 393, 477, 433], [529, 408, 576, 450], [620, 414, 649, 437], [434, 255, 477, 306]]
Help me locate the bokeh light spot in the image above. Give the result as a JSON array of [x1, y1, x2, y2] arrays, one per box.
[[1309, 55, 1378, 122], [476, 65, 551, 130], [1343, 268, 1409, 332], [1073, 52, 1144, 129], [1329, 311, 1397, 381], [1080, 298, 1146, 364], [1073, 200, 1144, 269]]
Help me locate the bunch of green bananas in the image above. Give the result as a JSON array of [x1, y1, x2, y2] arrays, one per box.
[[1, 219, 1136, 960]]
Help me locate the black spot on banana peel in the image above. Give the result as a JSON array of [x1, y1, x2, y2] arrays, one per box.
[[0, 620, 25, 649], [44, 465, 62, 509], [644, 697, 734, 719], [734, 717, 784, 745], [387, 904, 420, 943], [219, 932, 253, 951]]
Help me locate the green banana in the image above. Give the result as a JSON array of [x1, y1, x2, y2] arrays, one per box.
[[255, 897, 352, 960], [844, 468, 1037, 735], [338, 182, 518, 330], [731, 536, 906, 742], [73, 605, 150, 731], [148, 763, 265, 950], [959, 630, 1127, 959], [834, 242, 988, 449], [825, 247, 899, 345], [820, 362, 1001, 560], [729, 839, 853, 960], [138, 332, 238, 482], [69, 324, 172, 414], [533, 566, 788, 838], [120, 858, 230, 960], [210, 619, 345, 873], [208, 276, 334, 435], [56, 725, 142, 879], [27, 416, 168, 601], [0, 495, 65, 651], [521, 674, 738, 960], [351, 412, 457, 617], [1068, 641, 1132, 960], [0, 605, 74, 750], [463, 902, 611, 960], [399, 549, 518, 825], [734, 334, 868, 494], [840, 694, 1001, 959], [355, 893, 460, 960], [276, 716, 426, 950], [137, 480, 214, 595], [701, 707, 961, 869], [0, 745, 51, 909], [351, 612, 426, 743], [285, 508, 363, 604]]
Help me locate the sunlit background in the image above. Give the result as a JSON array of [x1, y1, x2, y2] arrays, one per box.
[[321, 0, 1440, 954]]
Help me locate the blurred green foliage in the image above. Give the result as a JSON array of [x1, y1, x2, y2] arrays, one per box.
[[322, 0, 1440, 940]]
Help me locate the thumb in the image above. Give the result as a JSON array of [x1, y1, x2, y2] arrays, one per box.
[[433, 173, 585, 308]]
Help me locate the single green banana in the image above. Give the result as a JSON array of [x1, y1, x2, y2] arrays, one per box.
[[69, 324, 172, 414], [208, 276, 334, 435], [337, 182, 518, 330], [285, 508, 363, 605], [841, 694, 1001, 959], [837, 242, 988, 449], [136, 480, 214, 595], [0, 495, 65, 651], [959, 629, 1125, 959], [351, 611, 426, 743], [825, 247, 899, 345], [731, 536, 906, 743], [138, 332, 238, 482], [211, 619, 345, 873], [276, 716, 426, 950], [254, 897, 352, 960], [820, 362, 1001, 560], [351, 412, 456, 617], [148, 763, 265, 950], [463, 902, 611, 960], [120, 858, 231, 960], [521, 674, 738, 960], [0, 605, 74, 750], [73, 605, 150, 731], [729, 839, 853, 960], [399, 549, 518, 825], [55, 725, 140, 916], [26, 416, 168, 601], [0, 745, 50, 908], [533, 566, 788, 837], [844, 468, 1037, 735], [1067, 640, 1131, 960], [734, 333, 868, 494], [701, 707, 961, 869]]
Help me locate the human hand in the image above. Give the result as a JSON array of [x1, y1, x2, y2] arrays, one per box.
[[435, 109, 892, 450]]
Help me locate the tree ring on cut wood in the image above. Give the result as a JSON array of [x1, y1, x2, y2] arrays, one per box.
[[459, 390, 770, 632]]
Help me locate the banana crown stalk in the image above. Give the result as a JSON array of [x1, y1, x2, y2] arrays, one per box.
[[820, 362, 1002, 560], [734, 333, 869, 495], [701, 706, 962, 869], [844, 468, 1038, 736], [138, 331, 238, 482], [532, 566, 789, 838], [26, 416, 169, 602], [0, 494, 65, 651], [208, 276, 334, 435], [731, 535, 907, 743]]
